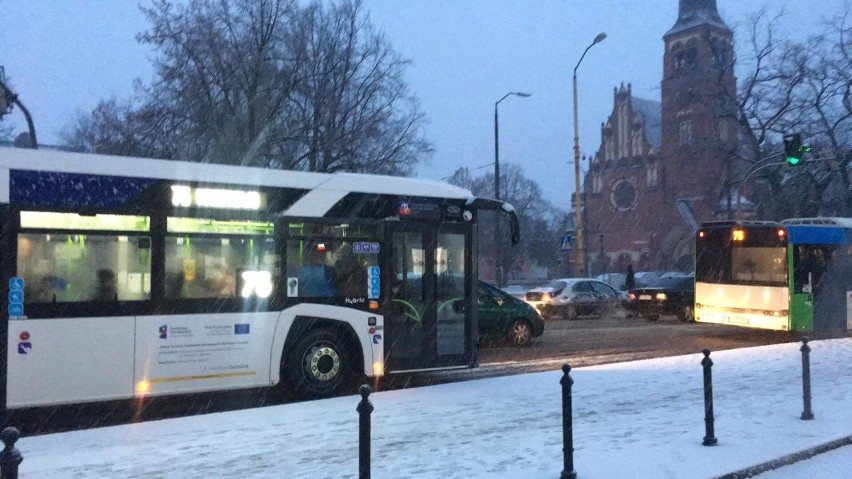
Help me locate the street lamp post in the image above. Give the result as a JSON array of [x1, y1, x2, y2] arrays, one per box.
[[0, 71, 38, 149], [494, 91, 531, 287], [572, 32, 606, 278]]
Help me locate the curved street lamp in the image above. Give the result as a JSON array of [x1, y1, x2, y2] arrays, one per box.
[[571, 32, 606, 278], [0, 75, 38, 149], [494, 91, 531, 287]]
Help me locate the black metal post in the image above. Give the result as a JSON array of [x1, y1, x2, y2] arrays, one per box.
[[800, 337, 814, 420], [560, 364, 577, 479], [0, 427, 23, 479], [357, 384, 374, 479], [701, 349, 718, 446]]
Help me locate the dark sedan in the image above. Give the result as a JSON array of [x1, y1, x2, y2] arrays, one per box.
[[631, 275, 694, 322]]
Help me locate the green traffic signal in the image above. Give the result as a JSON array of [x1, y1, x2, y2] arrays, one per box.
[[783, 134, 811, 166]]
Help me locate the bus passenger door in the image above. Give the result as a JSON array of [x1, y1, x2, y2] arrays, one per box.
[[384, 224, 470, 372]]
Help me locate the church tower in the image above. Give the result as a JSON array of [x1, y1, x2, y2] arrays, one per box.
[[658, 0, 738, 266]]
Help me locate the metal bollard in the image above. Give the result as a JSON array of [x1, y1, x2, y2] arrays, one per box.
[[560, 364, 577, 479], [701, 349, 718, 446], [0, 427, 23, 479], [357, 384, 374, 479], [800, 337, 814, 420]]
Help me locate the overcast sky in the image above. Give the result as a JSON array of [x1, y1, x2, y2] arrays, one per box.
[[1, 0, 848, 209]]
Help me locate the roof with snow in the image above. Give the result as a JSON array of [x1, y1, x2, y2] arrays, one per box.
[[631, 96, 662, 149], [665, 0, 729, 37]]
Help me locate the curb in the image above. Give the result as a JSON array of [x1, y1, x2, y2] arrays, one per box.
[[714, 434, 852, 479]]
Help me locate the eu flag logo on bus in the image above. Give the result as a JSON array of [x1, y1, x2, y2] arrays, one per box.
[[159, 325, 168, 339], [234, 324, 250, 335]]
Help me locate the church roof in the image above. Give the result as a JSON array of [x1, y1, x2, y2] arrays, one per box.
[[665, 0, 729, 37], [630, 96, 662, 149]]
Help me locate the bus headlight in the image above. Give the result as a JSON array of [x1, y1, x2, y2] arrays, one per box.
[[655, 293, 667, 301], [372, 362, 384, 376]]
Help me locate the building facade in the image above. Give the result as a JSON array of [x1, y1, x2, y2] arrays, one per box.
[[581, 0, 738, 275]]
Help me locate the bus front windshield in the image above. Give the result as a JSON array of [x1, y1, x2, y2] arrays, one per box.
[[696, 228, 788, 287]]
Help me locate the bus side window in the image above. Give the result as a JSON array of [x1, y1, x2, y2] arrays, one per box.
[[18, 232, 151, 303]]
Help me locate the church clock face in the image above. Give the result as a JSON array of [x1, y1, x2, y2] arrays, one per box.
[[610, 179, 637, 211]]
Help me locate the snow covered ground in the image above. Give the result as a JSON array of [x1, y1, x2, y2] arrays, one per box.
[[17, 337, 852, 478]]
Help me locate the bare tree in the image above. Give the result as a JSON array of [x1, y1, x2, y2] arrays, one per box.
[[286, 0, 431, 175], [62, 0, 430, 174], [135, 0, 304, 166], [447, 163, 566, 281], [734, 8, 851, 218]]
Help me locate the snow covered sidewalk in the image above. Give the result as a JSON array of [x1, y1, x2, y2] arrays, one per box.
[[17, 337, 852, 478]]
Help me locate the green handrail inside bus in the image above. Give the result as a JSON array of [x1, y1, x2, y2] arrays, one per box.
[[392, 299, 421, 325]]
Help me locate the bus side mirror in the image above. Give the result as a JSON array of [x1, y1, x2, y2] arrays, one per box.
[[452, 299, 466, 314]]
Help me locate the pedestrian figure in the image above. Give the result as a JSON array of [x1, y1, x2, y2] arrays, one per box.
[[625, 264, 636, 291]]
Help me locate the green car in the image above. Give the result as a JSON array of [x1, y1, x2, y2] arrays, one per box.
[[478, 281, 545, 346]]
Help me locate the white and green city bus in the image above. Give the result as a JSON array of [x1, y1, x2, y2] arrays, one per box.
[[0, 148, 519, 410], [695, 219, 852, 332]]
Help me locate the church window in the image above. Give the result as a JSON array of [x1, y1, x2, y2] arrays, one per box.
[[610, 179, 637, 211], [593, 174, 602, 194], [686, 48, 698, 67], [674, 52, 687, 70], [679, 121, 693, 146], [646, 162, 658, 188]]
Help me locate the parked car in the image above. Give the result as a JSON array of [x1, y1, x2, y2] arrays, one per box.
[[630, 275, 695, 322], [594, 273, 627, 291], [478, 281, 545, 346], [525, 278, 624, 320], [634, 271, 663, 287], [500, 284, 529, 300]]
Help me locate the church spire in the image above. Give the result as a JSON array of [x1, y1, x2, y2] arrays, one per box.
[[665, 0, 729, 37]]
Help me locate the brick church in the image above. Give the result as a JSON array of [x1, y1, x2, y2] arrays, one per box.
[[577, 0, 739, 275]]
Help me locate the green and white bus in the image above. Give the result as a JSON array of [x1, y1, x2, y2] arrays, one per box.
[[695, 218, 852, 332], [0, 148, 520, 410]]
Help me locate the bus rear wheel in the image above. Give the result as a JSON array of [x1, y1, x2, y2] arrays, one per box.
[[285, 328, 359, 399]]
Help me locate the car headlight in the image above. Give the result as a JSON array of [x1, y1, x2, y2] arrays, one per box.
[[541, 293, 551, 301]]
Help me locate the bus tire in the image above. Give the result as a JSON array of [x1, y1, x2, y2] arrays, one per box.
[[285, 327, 359, 399]]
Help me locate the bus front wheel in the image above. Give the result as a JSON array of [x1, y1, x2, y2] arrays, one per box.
[[285, 328, 359, 399]]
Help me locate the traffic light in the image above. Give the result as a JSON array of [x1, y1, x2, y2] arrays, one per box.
[[783, 133, 811, 166]]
